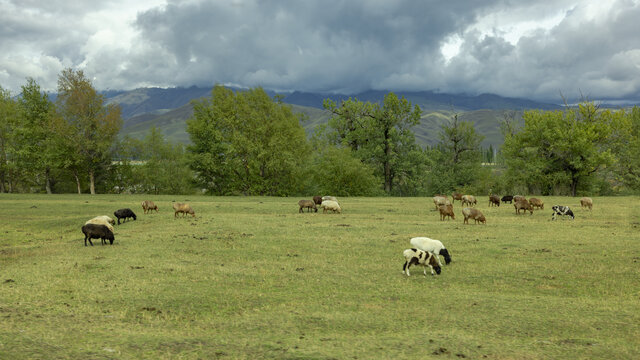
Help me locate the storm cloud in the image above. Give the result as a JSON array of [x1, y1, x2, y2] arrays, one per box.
[[1, 0, 639, 102]]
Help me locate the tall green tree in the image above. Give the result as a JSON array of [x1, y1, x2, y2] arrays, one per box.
[[323, 92, 422, 194], [501, 103, 615, 196], [55, 68, 122, 194], [0, 86, 21, 192], [139, 127, 193, 194], [187, 85, 309, 195]]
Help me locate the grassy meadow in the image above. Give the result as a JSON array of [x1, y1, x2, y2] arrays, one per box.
[[1, 194, 639, 359]]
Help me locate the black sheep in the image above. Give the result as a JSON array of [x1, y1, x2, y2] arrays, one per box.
[[82, 224, 115, 246], [114, 208, 137, 225], [501, 195, 514, 204]]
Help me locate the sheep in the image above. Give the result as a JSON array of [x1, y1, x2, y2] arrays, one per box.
[[461, 195, 477, 207], [322, 196, 338, 202], [529, 197, 544, 210], [580, 197, 593, 210], [438, 204, 455, 221], [513, 195, 526, 203], [312, 196, 323, 205], [489, 194, 500, 207], [81, 223, 114, 246], [113, 208, 137, 225], [462, 207, 486, 224], [501, 195, 514, 204], [321, 200, 341, 214], [85, 216, 115, 233], [552, 205, 575, 220], [451, 192, 463, 204], [514, 199, 533, 215], [173, 203, 195, 218], [298, 199, 317, 213], [141, 200, 158, 214], [433, 196, 451, 210], [402, 248, 441, 276], [410, 237, 452, 266]]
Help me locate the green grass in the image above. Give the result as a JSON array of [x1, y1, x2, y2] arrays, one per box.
[[1, 194, 639, 359]]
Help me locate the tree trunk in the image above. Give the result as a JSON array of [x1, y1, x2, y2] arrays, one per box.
[[570, 176, 578, 197], [73, 169, 82, 194], [45, 167, 52, 194], [89, 170, 96, 195]]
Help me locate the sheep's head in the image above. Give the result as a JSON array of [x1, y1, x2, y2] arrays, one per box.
[[478, 215, 486, 224], [428, 255, 442, 275], [441, 249, 452, 265]]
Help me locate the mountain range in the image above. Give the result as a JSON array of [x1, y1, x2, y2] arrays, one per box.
[[106, 86, 571, 148]]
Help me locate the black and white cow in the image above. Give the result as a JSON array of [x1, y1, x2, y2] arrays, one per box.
[[551, 205, 574, 220]]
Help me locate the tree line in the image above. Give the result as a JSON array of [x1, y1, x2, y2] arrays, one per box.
[[1, 77, 639, 196]]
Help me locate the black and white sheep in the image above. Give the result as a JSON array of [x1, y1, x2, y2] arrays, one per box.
[[402, 248, 441, 276], [114, 208, 137, 224], [410, 237, 452, 266], [81, 223, 115, 246], [551, 205, 574, 220]]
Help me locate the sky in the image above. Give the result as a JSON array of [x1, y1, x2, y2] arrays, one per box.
[[1, 0, 639, 102]]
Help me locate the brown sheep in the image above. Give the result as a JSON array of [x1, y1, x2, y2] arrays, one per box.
[[462, 207, 486, 224], [451, 192, 463, 204], [312, 196, 323, 205], [529, 197, 544, 210], [514, 199, 533, 215], [513, 195, 526, 203], [461, 195, 477, 207], [173, 203, 195, 218], [298, 199, 317, 213], [438, 204, 455, 221], [489, 194, 500, 207], [580, 197, 593, 210], [433, 196, 450, 210], [141, 200, 158, 214]]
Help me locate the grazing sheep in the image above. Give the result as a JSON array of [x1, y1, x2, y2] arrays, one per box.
[[81, 223, 114, 246], [322, 196, 338, 202], [298, 199, 317, 213], [580, 197, 593, 210], [438, 204, 455, 221], [433, 196, 451, 210], [461, 195, 477, 207], [513, 195, 526, 203], [489, 195, 500, 207], [501, 195, 514, 204], [141, 200, 158, 214], [312, 196, 323, 205], [462, 207, 486, 224], [514, 200, 533, 215], [410, 237, 452, 266], [85, 216, 115, 233], [321, 200, 341, 214], [402, 248, 441, 276], [451, 192, 463, 204], [529, 197, 544, 210], [113, 208, 137, 225], [173, 203, 195, 218], [552, 205, 574, 220]]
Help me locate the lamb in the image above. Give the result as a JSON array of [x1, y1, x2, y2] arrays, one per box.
[[451, 192, 463, 204], [298, 199, 317, 213], [529, 197, 544, 210], [113, 208, 137, 224], [552, 205, 574, 220], [410, 237, 452, 266], [580, 197, 593, 210], [462, 207, 486, 224], [312, 196, 323, 205], [501, 195, 514, 204], [514, 199, 533, 215], [438, 204, 455, 221], [85, 216, 115, 233], [81, 223, 114, 246], [321, 200, 341, 214], [402, 248, 441, 276], [461, 195, 477, 207], [489, 194, 500, 207], [173, 202, 195, 218], [141, 200, 158, 214]]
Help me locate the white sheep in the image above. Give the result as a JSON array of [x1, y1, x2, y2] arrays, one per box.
[[410, 237, 452, 266], [321, 200, 341, 214], [402, 248, 441, 276], [322, 196, 338, 202], [85, 216, 115, 233]]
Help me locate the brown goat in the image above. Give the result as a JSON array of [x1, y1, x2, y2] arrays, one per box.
[[580, 197, 593, 210], [489, 195, 500, 207], [298, 199, 317, 213], [462, 207, 486, 224], [141, 200, 158, 214], [529, 197, 544, 210], [514, 200, 533, 215], [438, 204, 455, 221]]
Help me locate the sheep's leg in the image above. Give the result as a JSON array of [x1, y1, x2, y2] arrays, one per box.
[[404, 262, 411, 276]]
